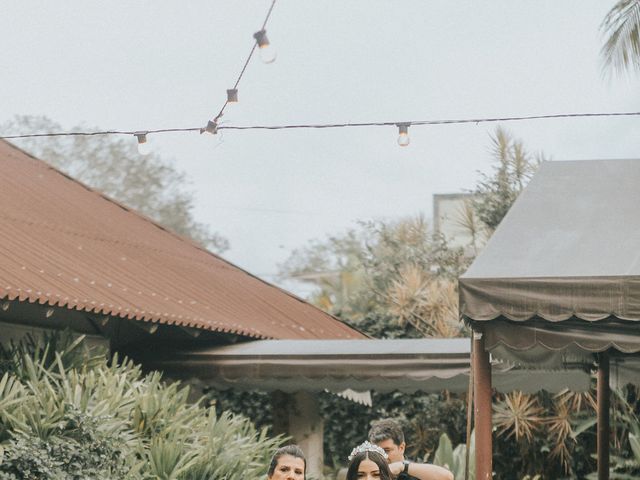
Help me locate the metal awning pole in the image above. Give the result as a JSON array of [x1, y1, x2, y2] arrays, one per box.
[[597, 351, 610, 480], [473, 331, 492, 480]]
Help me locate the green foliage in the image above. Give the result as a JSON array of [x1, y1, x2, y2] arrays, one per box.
[[279, 216, 468, 338], [594, 387, 640, 479], [600, 0, 640, 76], [432, 432, 474, 480], [490, 386, 640, 479], [1, 115, 228, 253], [472, 127, 542, 233], [0, 409, 131, 479], [0, 332, 282, 480], [204, 388, 468, 470], [206, 389, 273, 432], [319, 391, 467, 467], [277, 217, 471, 467], [491, 389, 597, 479]]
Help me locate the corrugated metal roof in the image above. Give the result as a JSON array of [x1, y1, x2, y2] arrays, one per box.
[[0, 140, 364, 340]]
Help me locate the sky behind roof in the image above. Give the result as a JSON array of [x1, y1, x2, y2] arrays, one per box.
[[2, 1, 640, 294]]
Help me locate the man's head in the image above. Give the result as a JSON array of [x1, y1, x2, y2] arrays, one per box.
[[367, 419, 406, 463]]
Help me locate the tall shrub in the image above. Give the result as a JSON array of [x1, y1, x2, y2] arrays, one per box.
[[0, 332, 282, 479]]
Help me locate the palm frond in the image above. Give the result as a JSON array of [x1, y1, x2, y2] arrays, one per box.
[[601, 0, 640, 75]]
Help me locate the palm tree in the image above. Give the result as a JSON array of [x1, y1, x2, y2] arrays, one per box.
[[601, 0, 640, 75]]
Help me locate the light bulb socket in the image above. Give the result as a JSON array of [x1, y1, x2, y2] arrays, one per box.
[[253, 29, 270, 48], [397, 123, 410, 135], [202, 120, 218, 135], [135, 132, 152, 155], [135, 132, 148, 145], [227, 89, 238, 103]]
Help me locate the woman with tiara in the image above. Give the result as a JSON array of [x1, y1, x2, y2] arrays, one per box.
[[345, 441, 453, 480]]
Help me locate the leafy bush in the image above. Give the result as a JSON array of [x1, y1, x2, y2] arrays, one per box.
[[432, 432, 474, 480], [0, 332, 282, 479]]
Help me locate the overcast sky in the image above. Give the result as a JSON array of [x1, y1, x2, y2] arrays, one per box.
[[2, 1, 640, 295]]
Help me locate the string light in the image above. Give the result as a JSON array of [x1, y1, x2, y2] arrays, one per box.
[[397, 123, 410, 147], [201, 0, 277, 135], [3, 0, 638, 151], [135, 132, 151, 155], [3, 111, 640, 144], [253, 29, 276, 64]]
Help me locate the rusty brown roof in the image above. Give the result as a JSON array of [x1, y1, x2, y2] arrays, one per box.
[[0, 140, 364, 340]]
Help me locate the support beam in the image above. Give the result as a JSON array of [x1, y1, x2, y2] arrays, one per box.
[[473, 332, 492, 480], [270, 391, 324, 480], [597, 351, 610, 480], [289, 392, 324, 479]]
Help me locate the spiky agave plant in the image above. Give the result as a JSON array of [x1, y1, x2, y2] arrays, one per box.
[[493, 392, 544, 443], [545, 400, 574, 474]]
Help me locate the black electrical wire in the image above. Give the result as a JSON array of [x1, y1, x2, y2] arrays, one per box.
[[218, 111, 640, 130], [2, 111, 639, 140]]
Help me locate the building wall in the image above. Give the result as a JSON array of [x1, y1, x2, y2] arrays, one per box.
[[433, 193, 487, 255]]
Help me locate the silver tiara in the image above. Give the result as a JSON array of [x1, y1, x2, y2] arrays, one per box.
[[348, 441, 389, 461]]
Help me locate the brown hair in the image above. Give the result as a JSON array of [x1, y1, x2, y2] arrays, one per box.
[[368, 419, 405, 446], [268, 445, 306, 478]]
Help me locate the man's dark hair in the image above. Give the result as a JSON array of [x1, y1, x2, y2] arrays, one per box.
[[268, 445, 306, 478], [368, 419, 405, 446]]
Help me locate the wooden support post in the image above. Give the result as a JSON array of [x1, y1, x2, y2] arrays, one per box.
[[597, 351, 610, 480], [473, 332, 492, 480], [465, 337, 474, 480]]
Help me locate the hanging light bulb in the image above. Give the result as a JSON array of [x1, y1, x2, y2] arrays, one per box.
[[396, 123, 410, 147], [135, 132, 152, 155], [253, 29, 276, 64], [227, 89, 238, 103]]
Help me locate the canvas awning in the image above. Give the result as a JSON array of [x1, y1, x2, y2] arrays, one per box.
[[459, 159, 640, 369], [139, 338, 590, 393], [460, 159, 640, 479]]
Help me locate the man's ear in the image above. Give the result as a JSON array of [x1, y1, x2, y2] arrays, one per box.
[[398, 442, 406, 454]]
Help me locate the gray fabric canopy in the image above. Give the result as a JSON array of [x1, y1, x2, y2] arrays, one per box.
[[459, 159, 640, 377], [140, 338, 590, 393]]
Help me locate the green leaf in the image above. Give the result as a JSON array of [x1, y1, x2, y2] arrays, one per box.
[[433, 433, 454, 470]]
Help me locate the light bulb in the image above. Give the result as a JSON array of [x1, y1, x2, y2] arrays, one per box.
[[135, 133, 152, 155], [397, 124, 410, 147], [253, 29, 276, 64], [258, 44, 277, 64]]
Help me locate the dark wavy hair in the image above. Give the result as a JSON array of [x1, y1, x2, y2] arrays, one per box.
[[346, 451, 393, 480], [267, 445, 306, 478], [368, 419, 405, 446]]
